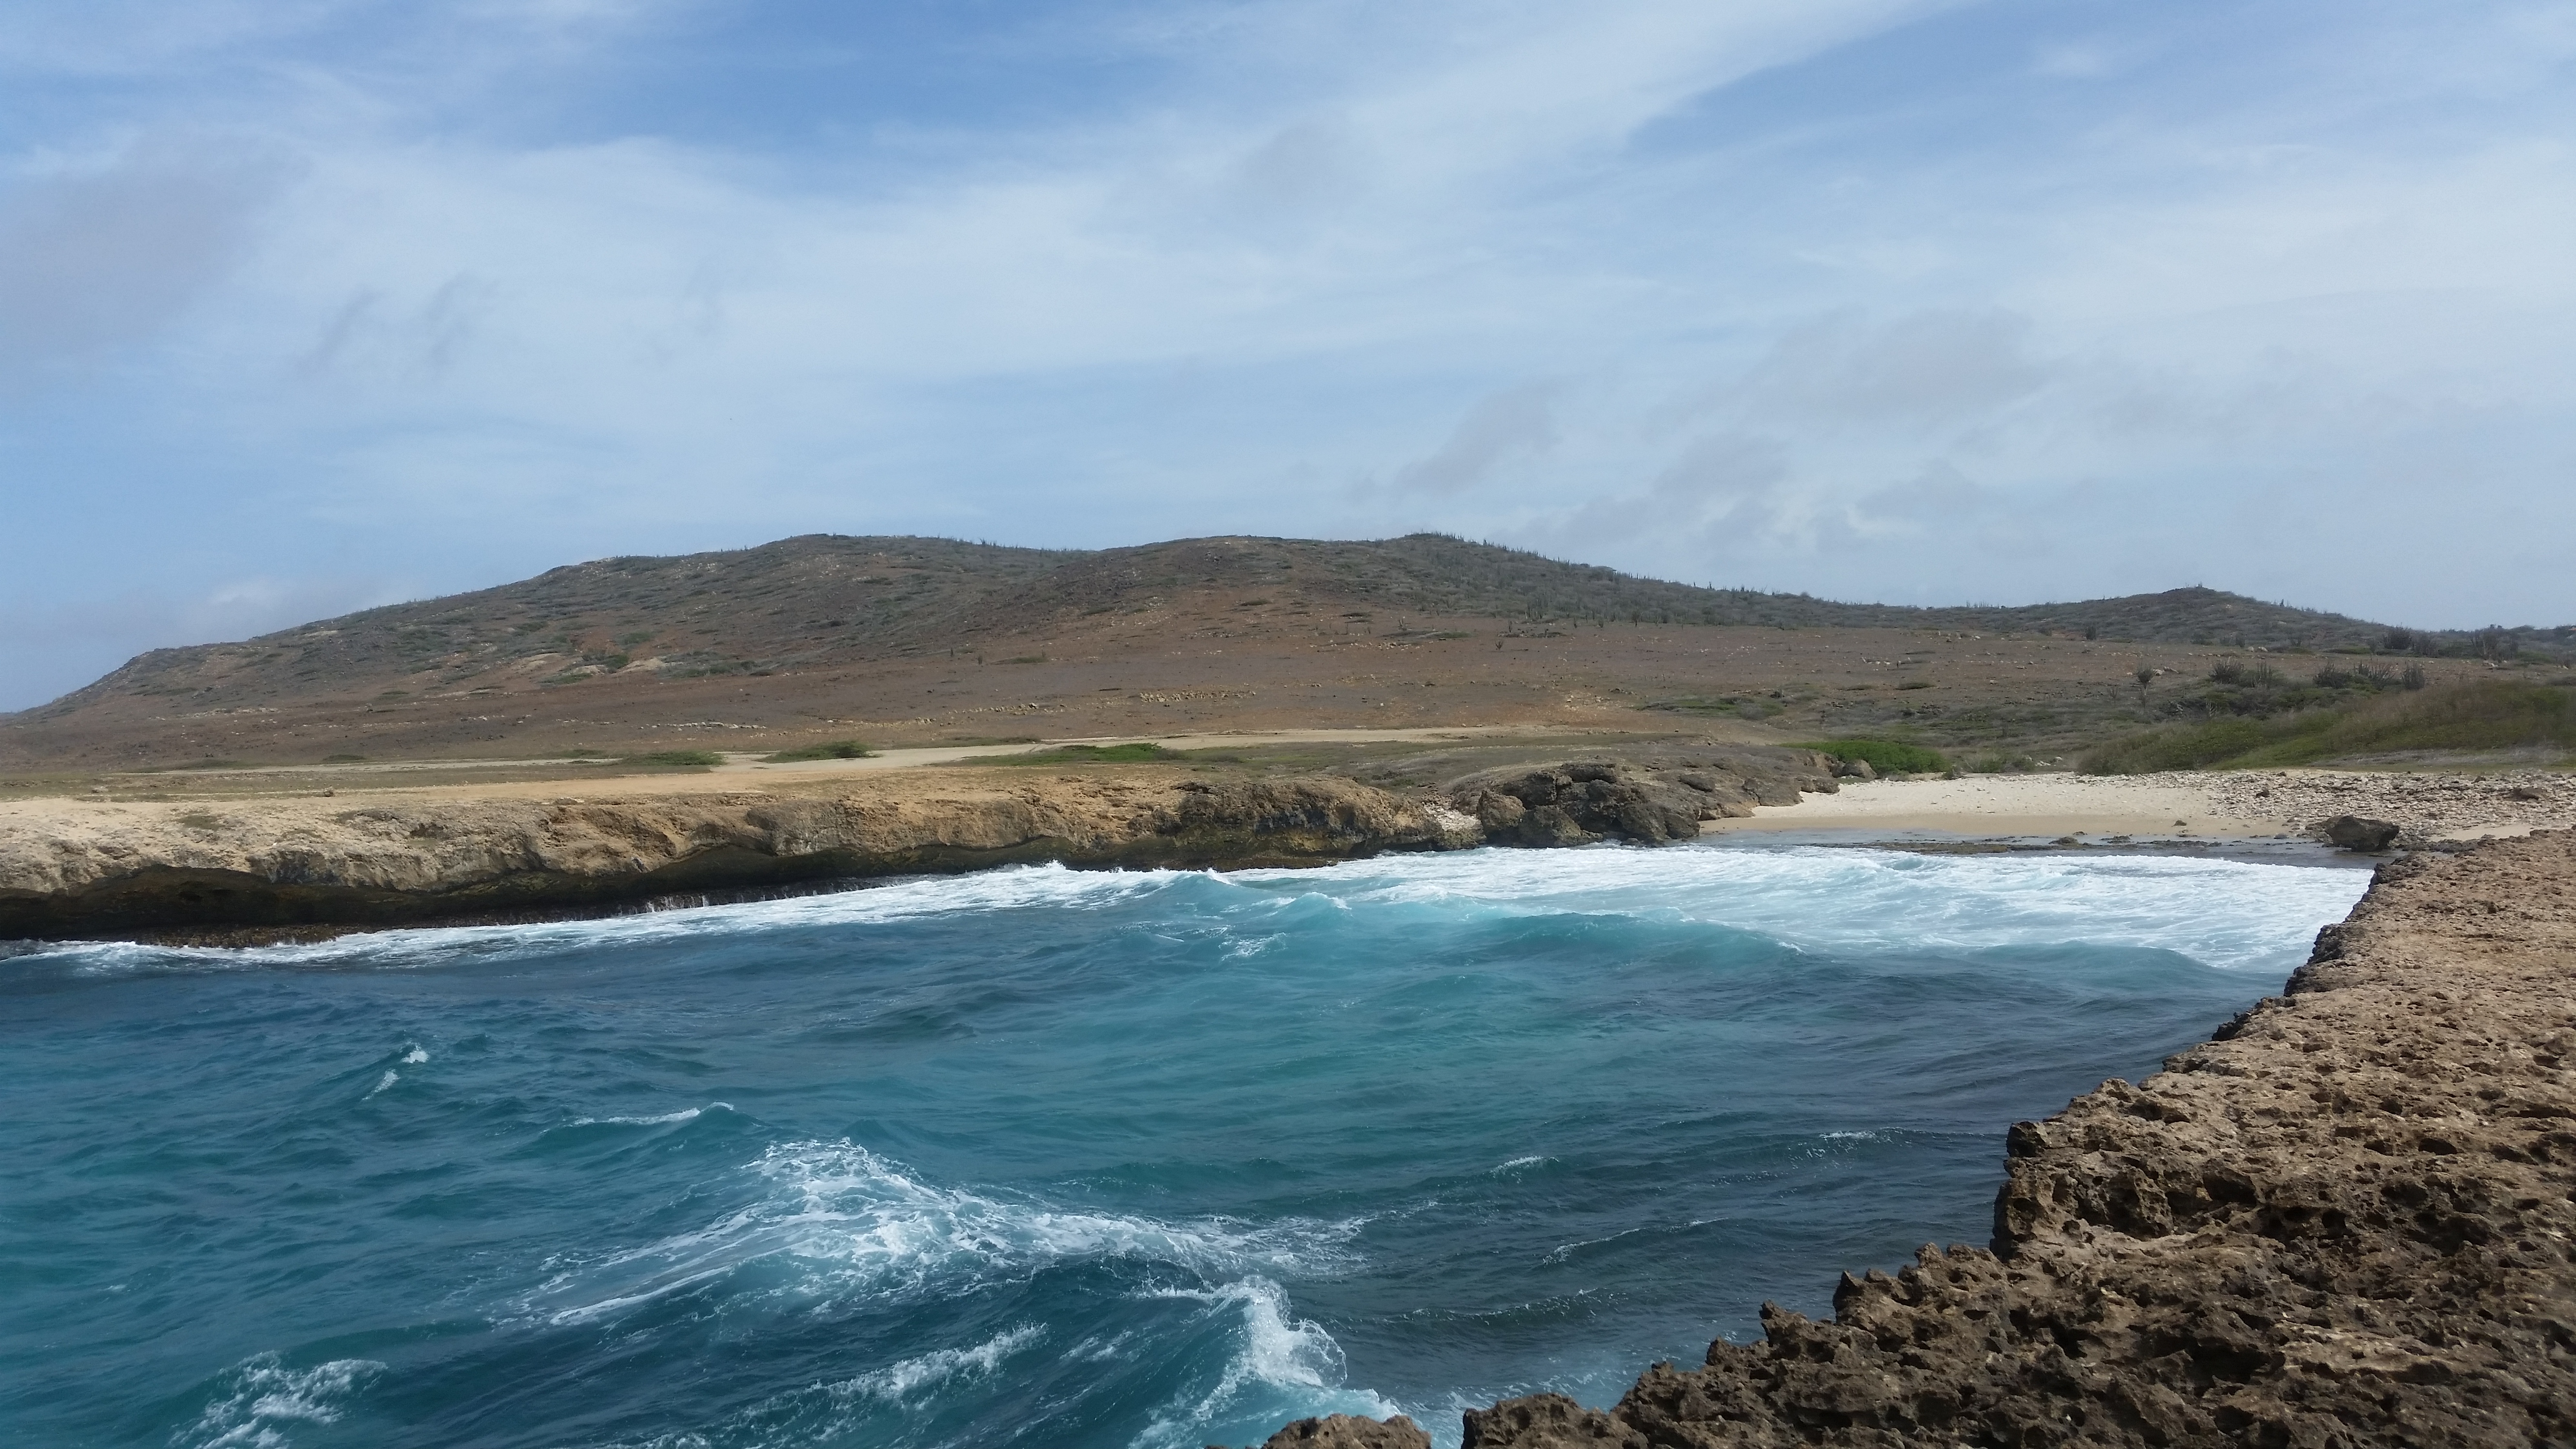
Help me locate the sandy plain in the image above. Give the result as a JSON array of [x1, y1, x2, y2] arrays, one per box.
[[7, 717, 2567, 852], [1706, 766, 2576, 846]]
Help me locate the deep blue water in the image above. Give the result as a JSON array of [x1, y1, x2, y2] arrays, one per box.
[[0, 845, 2367, 1449]]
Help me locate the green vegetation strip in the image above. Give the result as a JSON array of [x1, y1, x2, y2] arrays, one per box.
[[2082, 680, 2576, 773], [763, 740, 873, 763], [963, 742, 1183, 767], [1792, 739, 1954, 774], [620, 750, 724, 769]]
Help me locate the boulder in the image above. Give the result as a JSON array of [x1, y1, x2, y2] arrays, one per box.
[[2322, 814, 2402, 852], [1440, 749, 1836, 847], [1460, 1394, 1637, 1448], [1829, 756, 1877, 780], [1257, 1413, 1432, 1449], [1474, 790, 1528, 832]]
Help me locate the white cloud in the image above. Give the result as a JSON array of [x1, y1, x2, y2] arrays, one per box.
[[1392, 383, 1561, 495], [0, 140, 290, 381], [4, 0, 2575, 708]]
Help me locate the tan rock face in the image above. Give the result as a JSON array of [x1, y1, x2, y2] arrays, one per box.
[[0, 750, 1832, 941], [1449, 831, 2576, 1449], [0, 773, 1475, 940], [1262, 1413, 1434, 1449], [1448, 753, 1835, 847]]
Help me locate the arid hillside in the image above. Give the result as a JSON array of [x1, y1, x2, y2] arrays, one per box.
[[2, 534, 2559, 775]]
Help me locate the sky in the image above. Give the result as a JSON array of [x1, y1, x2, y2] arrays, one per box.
[[2, 0, 2572, 708]]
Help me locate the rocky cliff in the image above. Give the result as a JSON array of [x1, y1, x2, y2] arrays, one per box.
[[0, 750, 1840, 942], [0, 774, 1481, 941], [1272, 831, 2576, 1449]]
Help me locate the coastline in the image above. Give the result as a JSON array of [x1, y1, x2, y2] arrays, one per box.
[[3, 750, 2565, 943], [1703, 767, 2574, 848], [1266, 829, 2576, 1449], [0, 744, 1843, 942]]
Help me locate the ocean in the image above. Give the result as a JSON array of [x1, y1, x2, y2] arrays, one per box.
[[0, 844, 2369, 1449]]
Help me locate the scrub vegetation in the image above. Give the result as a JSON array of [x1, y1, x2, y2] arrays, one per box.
[[2082, 679, 2576, 773], [763, 740, 873, 762], [1793, 739, 1954, 775], [966, 742, 1182, 767]]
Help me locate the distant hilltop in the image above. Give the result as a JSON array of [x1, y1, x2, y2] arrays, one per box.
[[25, 533, 2571, 719], [5, 533, 2567, 772]]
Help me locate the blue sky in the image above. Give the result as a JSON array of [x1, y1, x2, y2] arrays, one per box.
[[2, 0, 2572, 708]]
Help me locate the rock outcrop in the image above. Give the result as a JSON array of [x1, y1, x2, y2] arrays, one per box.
[[2321, 814, 2403, 853], [0, 773, 1485, 941], [2201, 770, 2574, 847], [1429, 830, 2576, 1448], [0, 750, 1851, 942], [1257, 1413, 1434, 1449], [1450, 753, 1839, 847]]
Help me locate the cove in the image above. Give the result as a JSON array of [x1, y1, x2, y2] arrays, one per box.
[[0, 844, 2368, 1449]]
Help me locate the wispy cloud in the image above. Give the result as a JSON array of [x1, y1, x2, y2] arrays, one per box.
[[1, 0, 2572, 708]]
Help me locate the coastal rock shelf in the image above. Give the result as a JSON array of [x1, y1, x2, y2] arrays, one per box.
[[1314, 829, 2575, 1449], [0, 750, 1840, 940], [0, 776, 1465, 941]]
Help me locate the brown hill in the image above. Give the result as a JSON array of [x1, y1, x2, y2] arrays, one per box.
[[0, 534, 2551, 774]]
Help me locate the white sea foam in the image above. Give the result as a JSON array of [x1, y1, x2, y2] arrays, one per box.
[[175, 1352, 383, 1449], [822, 1323, 1047, 1404], [1229, 844, 2368, 973], [601, 1325, 1049, 1449], [1066, 1329, 1140, 1361], [531, 1144, 1398, 1449], [524, 1140, 1364, 1328], [27, 861, 1181, 975], [1132, 1279, 1404, 1449], [19, 844, 2362, 980], [569, 1102, 726, 1128], [363, 1069, 398, 1098], [401, 1046, 428, 1064]]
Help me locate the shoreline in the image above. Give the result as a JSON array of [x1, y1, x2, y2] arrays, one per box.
[[3, 752, 2564, 944], [1267, 830, 2576, 1449], [1705, 766, 2572, 847]]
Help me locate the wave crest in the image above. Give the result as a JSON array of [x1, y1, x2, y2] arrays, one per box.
[[176, 1353, 383, 1449], [528, 1140, 1362, 1327]]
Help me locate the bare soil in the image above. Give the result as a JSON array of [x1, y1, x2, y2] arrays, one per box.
[[7, 533, 2543, 782]]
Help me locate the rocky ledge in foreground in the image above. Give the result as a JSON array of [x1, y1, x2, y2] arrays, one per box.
[[0, 750, 1839, 941], [1267, 830, 2576, 1449]]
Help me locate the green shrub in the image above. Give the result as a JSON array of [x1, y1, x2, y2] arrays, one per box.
[[621, 750, 724, 769], [763, 740, 873, 762], [2078, 717, 2282, 774], [2080, 680, 2576, 773], [1793, 738, 1953, 774], [967, 742, 1181, 766]]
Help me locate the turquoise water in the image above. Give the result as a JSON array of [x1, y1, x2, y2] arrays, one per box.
[[0, 845, 2367, 1449]]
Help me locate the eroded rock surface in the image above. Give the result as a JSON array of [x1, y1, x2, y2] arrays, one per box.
[[1447, 831, 2576, 1448], [1256, 1413, 1434, 1449], [2201, 769, 2576, 846], [0, 749, 1850, 940], [0, 773, 1484, 940], [1449, 752, 1840, 847]]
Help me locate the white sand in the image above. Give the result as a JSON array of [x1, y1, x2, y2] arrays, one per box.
[[1708, 768, 2575, 844], [1703, 773, 2275, 842]]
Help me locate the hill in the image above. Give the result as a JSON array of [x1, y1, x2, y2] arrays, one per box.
[[10, 533, 2518, 718], [3, 533, 2565, 774]]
